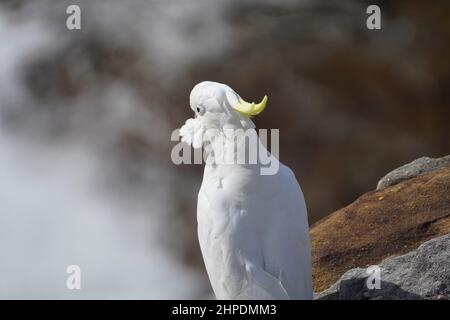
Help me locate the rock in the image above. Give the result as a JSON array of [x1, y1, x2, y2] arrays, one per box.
[[315, 234, 450, 300], [377, 155, 450, 190], [310, 166, 450, 292]]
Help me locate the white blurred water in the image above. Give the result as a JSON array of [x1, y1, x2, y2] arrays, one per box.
[[0, 2, 210, 299], [0, 131, 203, 299]]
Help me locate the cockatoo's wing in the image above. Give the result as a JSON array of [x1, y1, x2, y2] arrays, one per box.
[[235, 261, 290, 299]]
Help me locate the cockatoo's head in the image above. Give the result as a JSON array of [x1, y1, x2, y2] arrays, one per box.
[[179, 81, 267, 148]]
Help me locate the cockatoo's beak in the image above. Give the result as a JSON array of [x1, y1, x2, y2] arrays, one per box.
[[232, 95, 268, 116]]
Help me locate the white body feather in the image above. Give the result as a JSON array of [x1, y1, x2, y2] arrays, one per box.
[[197, 142, 312, 300]]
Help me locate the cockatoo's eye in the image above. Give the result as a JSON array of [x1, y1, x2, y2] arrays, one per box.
[[196, 105, 205, 116]]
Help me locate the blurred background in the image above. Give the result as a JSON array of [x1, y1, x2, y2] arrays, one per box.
[[0, 0, 448, 298]]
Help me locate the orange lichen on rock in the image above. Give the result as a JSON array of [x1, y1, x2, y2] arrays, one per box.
[[311, 167, 450, 292]]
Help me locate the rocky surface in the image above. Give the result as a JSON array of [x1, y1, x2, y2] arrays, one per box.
[[310, 165, 450, 292], [315, 234, 450, 300], [377, 155, 450, 190]]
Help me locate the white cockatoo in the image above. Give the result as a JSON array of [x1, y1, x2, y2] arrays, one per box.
[[179, 81, 312, 300]]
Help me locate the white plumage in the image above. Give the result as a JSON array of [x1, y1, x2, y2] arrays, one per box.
[[179, 81, 312, 300]]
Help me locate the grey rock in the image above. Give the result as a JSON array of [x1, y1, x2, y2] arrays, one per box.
[[315, 234, 450, 300], [376, 155, 450, 190]]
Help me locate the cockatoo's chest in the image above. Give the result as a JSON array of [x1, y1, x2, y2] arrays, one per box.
[[197, 166, 277, 265], [197, 174, 263, 298], [197, 175, 250, 247]]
